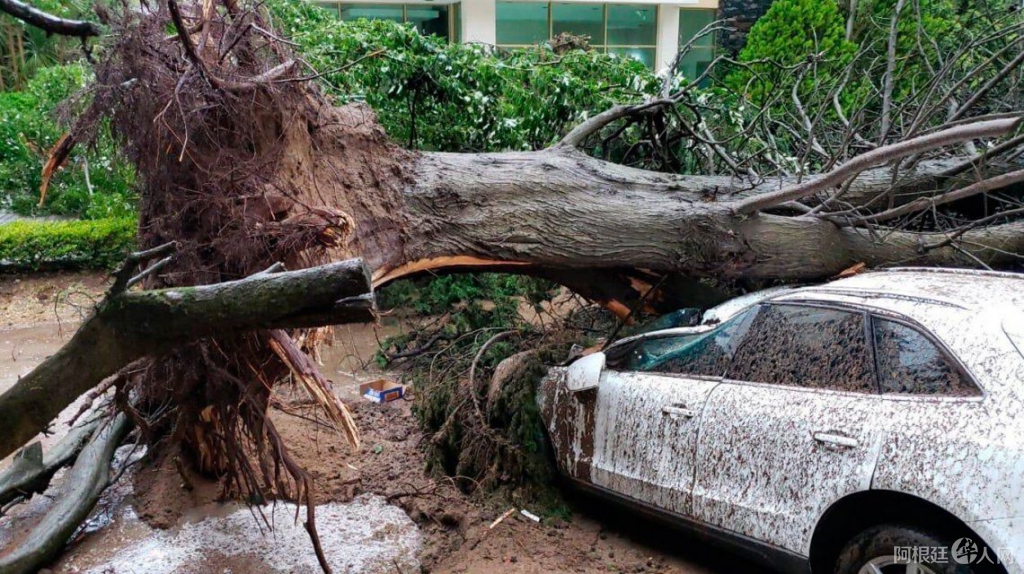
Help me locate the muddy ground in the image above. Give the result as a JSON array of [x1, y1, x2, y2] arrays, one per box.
[[0, 271, 767, 574]]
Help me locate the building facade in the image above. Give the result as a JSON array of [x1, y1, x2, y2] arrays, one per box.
[[313, 0, 720, 76]]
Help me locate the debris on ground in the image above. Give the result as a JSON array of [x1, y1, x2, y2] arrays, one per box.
[[0, 274, 768, 574]]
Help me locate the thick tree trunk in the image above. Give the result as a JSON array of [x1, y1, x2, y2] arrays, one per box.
[[258, 106, 1019, 313], [359, 146, 1024, 287]]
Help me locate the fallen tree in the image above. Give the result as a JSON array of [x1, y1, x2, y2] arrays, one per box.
[[0, 0, 1021, 571]]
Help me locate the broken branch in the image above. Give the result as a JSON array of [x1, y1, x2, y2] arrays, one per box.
[[856, 168, 1024, 224], [0, 0, 101, 38], [0, 419, 99, 507], [0, 414, 130, 574], [732, 117, 1023, 215], [0, 258, 375, 461]]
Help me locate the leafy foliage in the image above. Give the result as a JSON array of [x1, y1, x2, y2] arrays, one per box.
[[726, 0, 858, 106], [386, 307, 607, 505], [742, 0, 854, 68], [0, 218, 136, 269], [268, 1, 659, 152], [410, 331, 562, 499], [377, 273, 554, 328], [0, 0, 88, 90], [0, 64, 136, 218]]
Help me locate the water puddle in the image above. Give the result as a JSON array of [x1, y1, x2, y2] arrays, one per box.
[[59, 493, 421, 574]]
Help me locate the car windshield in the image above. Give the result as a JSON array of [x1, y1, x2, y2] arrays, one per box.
[[608, 307, 758, 373], [612, 332, 703, 370]]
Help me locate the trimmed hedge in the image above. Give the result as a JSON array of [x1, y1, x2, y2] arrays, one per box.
[[0, 218, 136, 270]]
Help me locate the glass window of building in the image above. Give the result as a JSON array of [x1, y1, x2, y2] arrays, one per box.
[[406, 5, 450, 37], [496, 1, 549, 45], [607, 4, 655, 46], [319, 3, 457, 41], [338, 4, 403, 23], [678, 9, 716, 81], [552, 3, 605, 45], [496, 2, 658, 69]]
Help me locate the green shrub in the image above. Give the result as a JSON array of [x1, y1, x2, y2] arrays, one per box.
[[379, 273, 552, 312], [0, 218, 136, 270], [726, 0, 858, 106], [741, 0, 853, 66], [0, 64, 136, 219]]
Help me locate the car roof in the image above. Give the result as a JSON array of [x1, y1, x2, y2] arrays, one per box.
[[777, 267, 1024, 312], [608, 268, 1023, 351]]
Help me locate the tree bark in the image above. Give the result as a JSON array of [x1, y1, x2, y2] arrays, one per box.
[[0, 415, 129, 574], [0, 259, 374, 461], [364, 147, 1024, 287], [0, 0, 101, 37]]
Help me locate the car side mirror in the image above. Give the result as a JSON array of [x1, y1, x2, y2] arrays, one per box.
[[566, 352, 605, 393]]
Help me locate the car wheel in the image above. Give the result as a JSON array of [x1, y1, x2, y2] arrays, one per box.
[[834, 525, 976, 574]]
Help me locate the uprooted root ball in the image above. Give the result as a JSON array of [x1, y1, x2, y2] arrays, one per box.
[[58, 0, 412, 568]]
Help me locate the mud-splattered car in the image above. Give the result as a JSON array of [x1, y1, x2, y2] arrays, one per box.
[[538, 268, 1024, 574]]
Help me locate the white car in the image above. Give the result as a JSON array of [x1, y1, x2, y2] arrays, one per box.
[[538, 268, 1024, 574]]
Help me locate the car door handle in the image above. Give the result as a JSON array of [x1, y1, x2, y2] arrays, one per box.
[[662, 404, 698, 419], [813, 432, 859, 449]]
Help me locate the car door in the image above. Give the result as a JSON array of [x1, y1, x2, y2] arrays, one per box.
[[691, 303, 886, 554], [589, 308, 760, 517], [867, 313, 999, 522]]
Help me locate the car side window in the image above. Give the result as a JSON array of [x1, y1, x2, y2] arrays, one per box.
[[616, 306, 760, 376], [872, 317, 976, 396], [726, 304, 875, 392]]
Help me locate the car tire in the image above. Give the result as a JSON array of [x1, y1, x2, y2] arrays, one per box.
[[834, 524, 989, 574]]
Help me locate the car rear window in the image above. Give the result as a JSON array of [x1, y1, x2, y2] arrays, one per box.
[[872, 318, 976, 396]]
